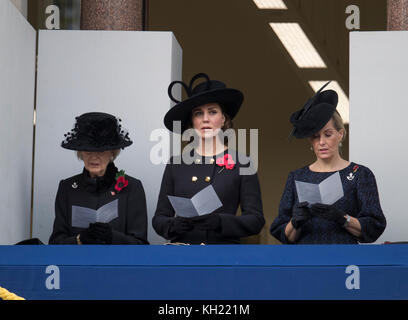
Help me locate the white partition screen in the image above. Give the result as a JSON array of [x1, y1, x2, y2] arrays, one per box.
[[0, 0, 36, 244], [33, 30, 182, 244], [350, 31, 408, 243]]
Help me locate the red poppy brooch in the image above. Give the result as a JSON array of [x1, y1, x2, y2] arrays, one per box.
[[114, 170, 128, 193], [216, 154, 235, 173]]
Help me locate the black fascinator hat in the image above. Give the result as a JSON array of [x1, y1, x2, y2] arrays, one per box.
[[61, 112, 132, 151], [164, 73, 244, 132], [289, 81, 338, 139]]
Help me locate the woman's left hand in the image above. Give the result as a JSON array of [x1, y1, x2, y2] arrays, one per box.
[[89, 222, 113, 244], [192, 213, 221, 231], [310, 203, 347, 226]]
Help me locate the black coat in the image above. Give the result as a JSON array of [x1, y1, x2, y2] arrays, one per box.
[[49, 163, 148, 244], [153, 150, 265, 244]]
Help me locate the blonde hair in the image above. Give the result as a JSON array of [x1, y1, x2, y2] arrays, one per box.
[[332, 110, 346, 142], [76, 149, 121, 161]]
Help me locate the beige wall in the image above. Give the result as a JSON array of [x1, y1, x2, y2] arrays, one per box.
[[148, 0, 386, 244], [0, 0, 36, 244]]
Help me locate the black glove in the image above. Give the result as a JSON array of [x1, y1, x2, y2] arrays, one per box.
[[191, 213, 221, 231], [79, 227, 105, 244], [291, 202, 311, 230], [89, 222, 113, 244], [310, 203, 347, 225], [169, 216, 194, 236]]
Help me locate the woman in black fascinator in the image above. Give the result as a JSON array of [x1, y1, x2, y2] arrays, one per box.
[[270, 82, 386, 244]]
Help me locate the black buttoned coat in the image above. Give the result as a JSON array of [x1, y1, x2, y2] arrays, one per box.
[[153, 150, 265, 244]]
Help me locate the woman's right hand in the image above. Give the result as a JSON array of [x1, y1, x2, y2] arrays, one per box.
[[78, 227, 106, 244], [291, 202, 311, 230], [168, 216, 194, 236]]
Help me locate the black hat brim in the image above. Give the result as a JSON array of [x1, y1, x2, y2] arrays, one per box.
[[61, 140, 132, 152], [164, 88, 243, 132], [293, 103, 337, 139], [15, 238, 44, 245]]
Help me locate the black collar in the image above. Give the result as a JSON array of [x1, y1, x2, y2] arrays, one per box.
[[81, 162, 118, 194]]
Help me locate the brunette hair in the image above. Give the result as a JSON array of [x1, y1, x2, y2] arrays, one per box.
[[187, 103, 233, 131]]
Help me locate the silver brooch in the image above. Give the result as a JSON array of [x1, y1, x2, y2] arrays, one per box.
[[72, 182, 78, 189], [347, 173, 354, 181]]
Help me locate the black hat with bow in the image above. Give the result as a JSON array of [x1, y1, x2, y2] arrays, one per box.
[[164, 73, 244, 132], [61, 112, 132, 151], [289, 81, 339, 139]]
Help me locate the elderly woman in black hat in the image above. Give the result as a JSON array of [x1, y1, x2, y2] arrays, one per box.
[[153, 73, 265, 244], [270, 83, 386, 244], [49, 112, 148, 245]]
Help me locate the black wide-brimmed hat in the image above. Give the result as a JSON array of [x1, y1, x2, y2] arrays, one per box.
[[289, 81, 338, 139], [164, 73, 244, 132], [61, 112, 132, 151], [15, 238, 44, 245]]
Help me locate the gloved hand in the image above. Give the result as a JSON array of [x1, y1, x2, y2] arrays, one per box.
[[89, 222, 113, 244], [310, 203, 347, 225], [79, 227, 105, 244], [291, 202, 311, 230], [169, 216, 194, 236], [191, 213, 221, 231]]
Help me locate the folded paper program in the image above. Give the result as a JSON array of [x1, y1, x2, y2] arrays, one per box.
[[71, 199, 118, 228], [168, 185, 223, 218], [295, 171, 344, 205]]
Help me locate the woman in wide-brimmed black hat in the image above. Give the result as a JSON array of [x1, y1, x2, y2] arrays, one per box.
[[49, 112, 148, 245], [153, 73, 265, 244], [270, 83, 386, 244]]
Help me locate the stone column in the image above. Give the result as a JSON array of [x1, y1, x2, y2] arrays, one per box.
[[81, 0, 145, 31], [387, 0, 408, 30]]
